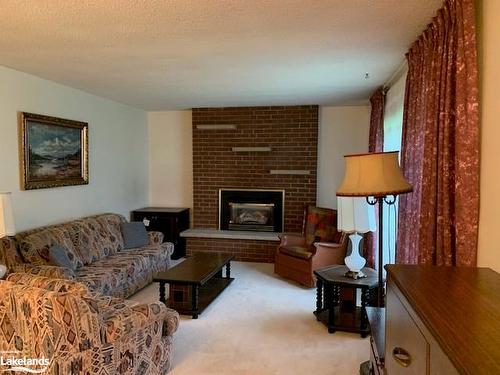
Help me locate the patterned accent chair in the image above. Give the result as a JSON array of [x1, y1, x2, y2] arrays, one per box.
[[274, 206, 348, 287], [0, 273, 179, 374]]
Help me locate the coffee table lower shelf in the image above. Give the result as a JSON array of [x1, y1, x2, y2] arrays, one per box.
[[166, 277, 234, 319]]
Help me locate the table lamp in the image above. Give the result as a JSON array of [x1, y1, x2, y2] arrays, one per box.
[[336, 151, 412, 307], [338, 197, 376, 279], [0, 192, 16, 279]]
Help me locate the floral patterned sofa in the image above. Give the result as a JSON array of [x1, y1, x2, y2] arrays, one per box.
[[0, 273, 179, 374], [0, 213, 173, 299]]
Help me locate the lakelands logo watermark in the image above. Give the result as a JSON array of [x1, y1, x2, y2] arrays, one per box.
[[0, 351, 50, 373]]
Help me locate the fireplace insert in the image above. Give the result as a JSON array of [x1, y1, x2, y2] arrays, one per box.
[[219, 189, 284, 232], [229, 203, 275, 231]]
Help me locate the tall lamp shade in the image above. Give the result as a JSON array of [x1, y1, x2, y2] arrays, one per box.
[[337, 151, 412, 197], [336, 151, 412, 307], [0, 192, 16, 238]]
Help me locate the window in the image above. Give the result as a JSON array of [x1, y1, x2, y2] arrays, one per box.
[[381, 67, 407, 266]]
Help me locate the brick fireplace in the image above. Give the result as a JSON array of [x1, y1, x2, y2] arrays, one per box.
[[185, 105, 319, 262]]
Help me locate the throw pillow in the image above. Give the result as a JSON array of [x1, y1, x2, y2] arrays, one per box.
[[305, 206, 339, 245], [120, 222, 149, 249], [48, 244, 76, 271]]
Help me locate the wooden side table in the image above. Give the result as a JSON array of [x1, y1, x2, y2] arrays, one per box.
[[313, 265, 378, 337], [131, 207, 190, 259]]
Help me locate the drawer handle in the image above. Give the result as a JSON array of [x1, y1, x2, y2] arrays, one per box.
[[392, 347, 411, 367]]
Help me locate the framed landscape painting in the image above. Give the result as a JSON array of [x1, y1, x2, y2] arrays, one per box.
[[19, 112, 88, 190]]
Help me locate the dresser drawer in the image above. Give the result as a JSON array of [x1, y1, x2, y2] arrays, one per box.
[[386, 285, 429, 374]]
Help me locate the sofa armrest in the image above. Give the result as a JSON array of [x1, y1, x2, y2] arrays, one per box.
[[6, 272, 89, 294], [0, 237, 24, 271], [101, 301, 179, 343], [148, 231, 164, 245], [163, 307, 180, 336], [278, 233, 306, 248], [7, 273, 144, 315], [11, 263, 75, 279]]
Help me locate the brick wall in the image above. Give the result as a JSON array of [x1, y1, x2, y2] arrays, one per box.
[[192, 105, 319, 234]]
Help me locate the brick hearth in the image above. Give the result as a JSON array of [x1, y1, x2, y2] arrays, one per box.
[[186, 238, 277, 263], [189, 105, 319, 262]]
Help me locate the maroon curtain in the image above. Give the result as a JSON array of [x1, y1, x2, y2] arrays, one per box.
[[397, 0, 479, 266], [368, 89, 385, 153], [364, 88, 385, 268]]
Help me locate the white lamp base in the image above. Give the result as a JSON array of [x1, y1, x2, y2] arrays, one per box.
[[344, 233, 367, 279]]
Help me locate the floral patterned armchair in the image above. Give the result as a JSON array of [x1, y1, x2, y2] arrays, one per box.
[[274, 206, 348, 287]]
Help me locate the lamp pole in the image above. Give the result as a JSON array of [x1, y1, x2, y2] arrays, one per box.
[[367, 195, 396, 307]]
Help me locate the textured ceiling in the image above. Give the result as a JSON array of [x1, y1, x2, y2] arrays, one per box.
[[0, 0, 442, 110]]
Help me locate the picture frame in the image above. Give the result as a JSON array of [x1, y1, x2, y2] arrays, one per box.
[[19, 112, 89, 190]]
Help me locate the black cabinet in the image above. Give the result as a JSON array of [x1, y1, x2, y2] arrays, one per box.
[[131, 207, 190, 260]]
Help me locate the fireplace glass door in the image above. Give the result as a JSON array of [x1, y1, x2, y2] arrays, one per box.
[[228, 203, 275, 232]]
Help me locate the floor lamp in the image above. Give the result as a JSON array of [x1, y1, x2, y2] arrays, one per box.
[[336, 151, 412, 307]]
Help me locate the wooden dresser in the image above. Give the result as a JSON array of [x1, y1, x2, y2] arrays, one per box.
[[374, 265, 500, 375]]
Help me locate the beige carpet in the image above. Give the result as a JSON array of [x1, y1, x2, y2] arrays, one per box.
[[129, 261, 369, 375]]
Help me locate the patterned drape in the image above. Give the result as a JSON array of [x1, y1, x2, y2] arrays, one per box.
[[397, 0, 479, 266], [364, 88, 385, 268], [368, 88, 385, 154]]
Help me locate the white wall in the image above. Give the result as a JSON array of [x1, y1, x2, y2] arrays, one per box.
[[317, 106, 371, 209], [0, 66, 148, 231], [147, 107, 367, 214], [148, 111, 193, 209], [477, 0, 500, 272]]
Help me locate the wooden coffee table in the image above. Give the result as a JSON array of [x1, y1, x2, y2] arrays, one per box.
[[153, 252, 234, 319]]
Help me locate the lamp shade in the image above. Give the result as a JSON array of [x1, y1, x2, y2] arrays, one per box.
[[336, 151, 413, 197], [0, 192, 16, 238], [337, 197, 376, 233]]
